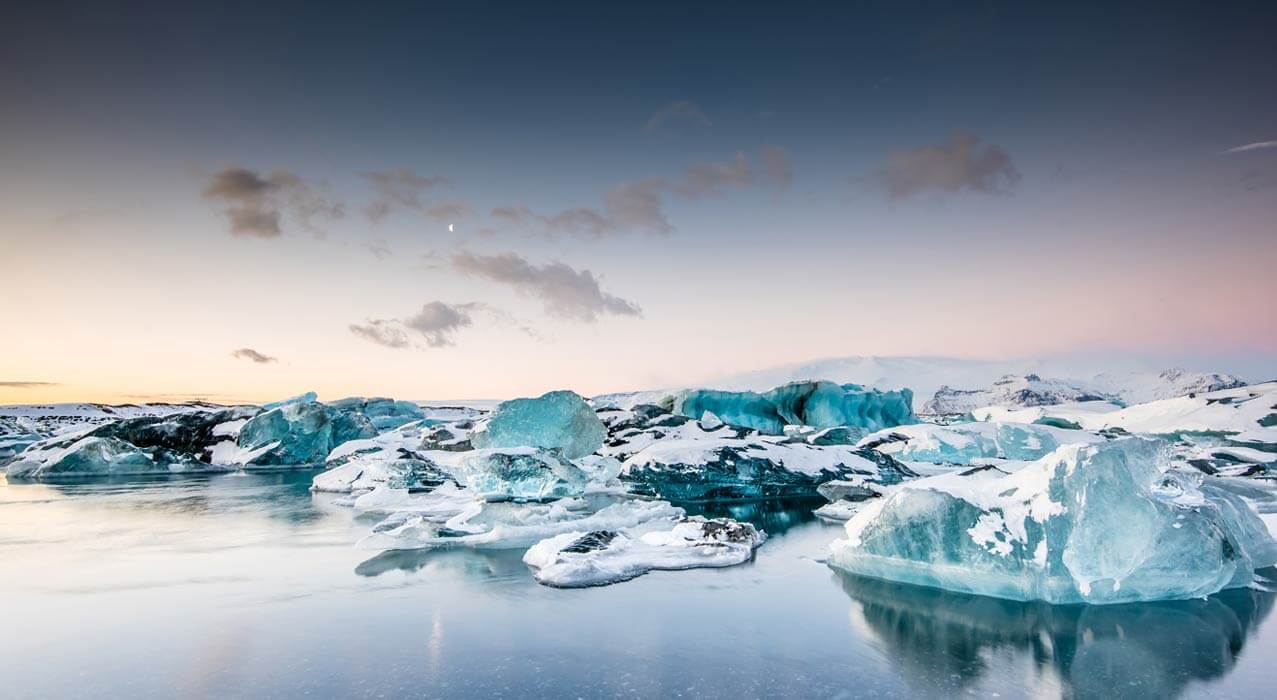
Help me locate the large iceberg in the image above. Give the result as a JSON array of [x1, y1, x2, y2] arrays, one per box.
[[829, 438, 1277, 604], [523, 517, 765, 587], [598, 402, 915, 501], [471, 390, 605, 459], [670, 381, 915, 434], [621, 434, 915, 502], [326, 396, 425, 431], [233, 401, 378, 465]]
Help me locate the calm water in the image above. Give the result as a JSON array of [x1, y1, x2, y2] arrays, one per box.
[[2, 471, 1276, 699]]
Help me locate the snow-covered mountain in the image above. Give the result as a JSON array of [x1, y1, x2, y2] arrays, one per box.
[[1088, 368, 1247, 405], [923, 369, 1249, 415], [922, 374, 1116, 415]]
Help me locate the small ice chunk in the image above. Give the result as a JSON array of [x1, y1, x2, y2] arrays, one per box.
[[524, 516, 766, 587]]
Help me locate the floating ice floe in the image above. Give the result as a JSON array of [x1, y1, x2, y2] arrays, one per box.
[[523, 516, 765, 587], [357, 495, 684, 551], [857, 421, 1106, 465], [471, 390, 605, 460], [829, 438, 1277, 604]]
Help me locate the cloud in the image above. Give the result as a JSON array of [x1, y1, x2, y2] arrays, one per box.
[[760, 146, 794, 191], [350, 302, 480, 349], [349, 320, 412, 349], [643, 100, 712, 134], [1224, 140, 1277, 154], [673, 152, 751, 198], [605, 178, 673, 234], [230, 348, 277, 364], [403, 301, 475, 347], [876, 131, 1020, 199], [0, 381, 59, 388], [361, 168, 466, 222], [452, 251, 641, 322], [201, 167, 343, 237]]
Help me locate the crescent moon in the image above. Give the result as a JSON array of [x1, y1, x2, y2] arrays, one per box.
[[448, 224, 455, 232]]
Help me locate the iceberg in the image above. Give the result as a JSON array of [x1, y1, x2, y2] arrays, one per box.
[[829, 438, 1277, 604], [621, 436, 916, 502], [859, 422, 1106, 464], [451, 447, 590, 501], [471, 390, 605, 459], [261, 391, 318, 410], [669, 381, 916, 434], [5, 434, 210, 477], [326, 396, 425, 431], [523, 516, 765, 587], [234, 401, 378, 466]]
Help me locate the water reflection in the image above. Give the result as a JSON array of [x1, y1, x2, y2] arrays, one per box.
[[355, 547, 529, 580], [834, 569, 1277, 698], [680, 497, 823, 536]]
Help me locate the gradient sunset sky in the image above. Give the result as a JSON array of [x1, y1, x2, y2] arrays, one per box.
[[2, 1, 1275, 404]]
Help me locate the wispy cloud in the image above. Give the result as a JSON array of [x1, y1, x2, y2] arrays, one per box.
[[350, 301, 482, 349], [0, 381, 59, 388], [643, 100, 712, 134], [1224, 140, 1277, 154], [201, 167, 343, 237], [452, 251, 641, 322], [349, 319, 412, 349], [230, 348, 277, 364], [361, 168, 469, 223], [876, 131, 1019, 199], [488, 149, 788, 238], [760, 146, 794, 191]]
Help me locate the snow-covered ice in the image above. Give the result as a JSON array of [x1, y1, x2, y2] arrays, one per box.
[[523, 517, 765, 587], [829, 438, 1277, 604]]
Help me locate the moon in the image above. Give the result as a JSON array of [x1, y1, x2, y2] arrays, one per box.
[[448, 224, 455, 232]]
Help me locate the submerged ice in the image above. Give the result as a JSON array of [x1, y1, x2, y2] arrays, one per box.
[[829, 438, 1277, 604]]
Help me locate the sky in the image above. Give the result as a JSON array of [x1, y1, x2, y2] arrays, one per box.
[[2, 1, 1276, 404]]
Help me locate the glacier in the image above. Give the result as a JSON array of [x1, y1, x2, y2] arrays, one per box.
[[523, 516, 765, 587], [471, 390, 605, 459], [829, 438, 1277, 604]]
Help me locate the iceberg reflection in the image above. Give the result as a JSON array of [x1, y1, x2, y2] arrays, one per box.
[[834, 570, 1276, 698]]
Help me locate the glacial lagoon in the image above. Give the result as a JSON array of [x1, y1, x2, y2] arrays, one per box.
[[2, 470, 1275, 699]]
